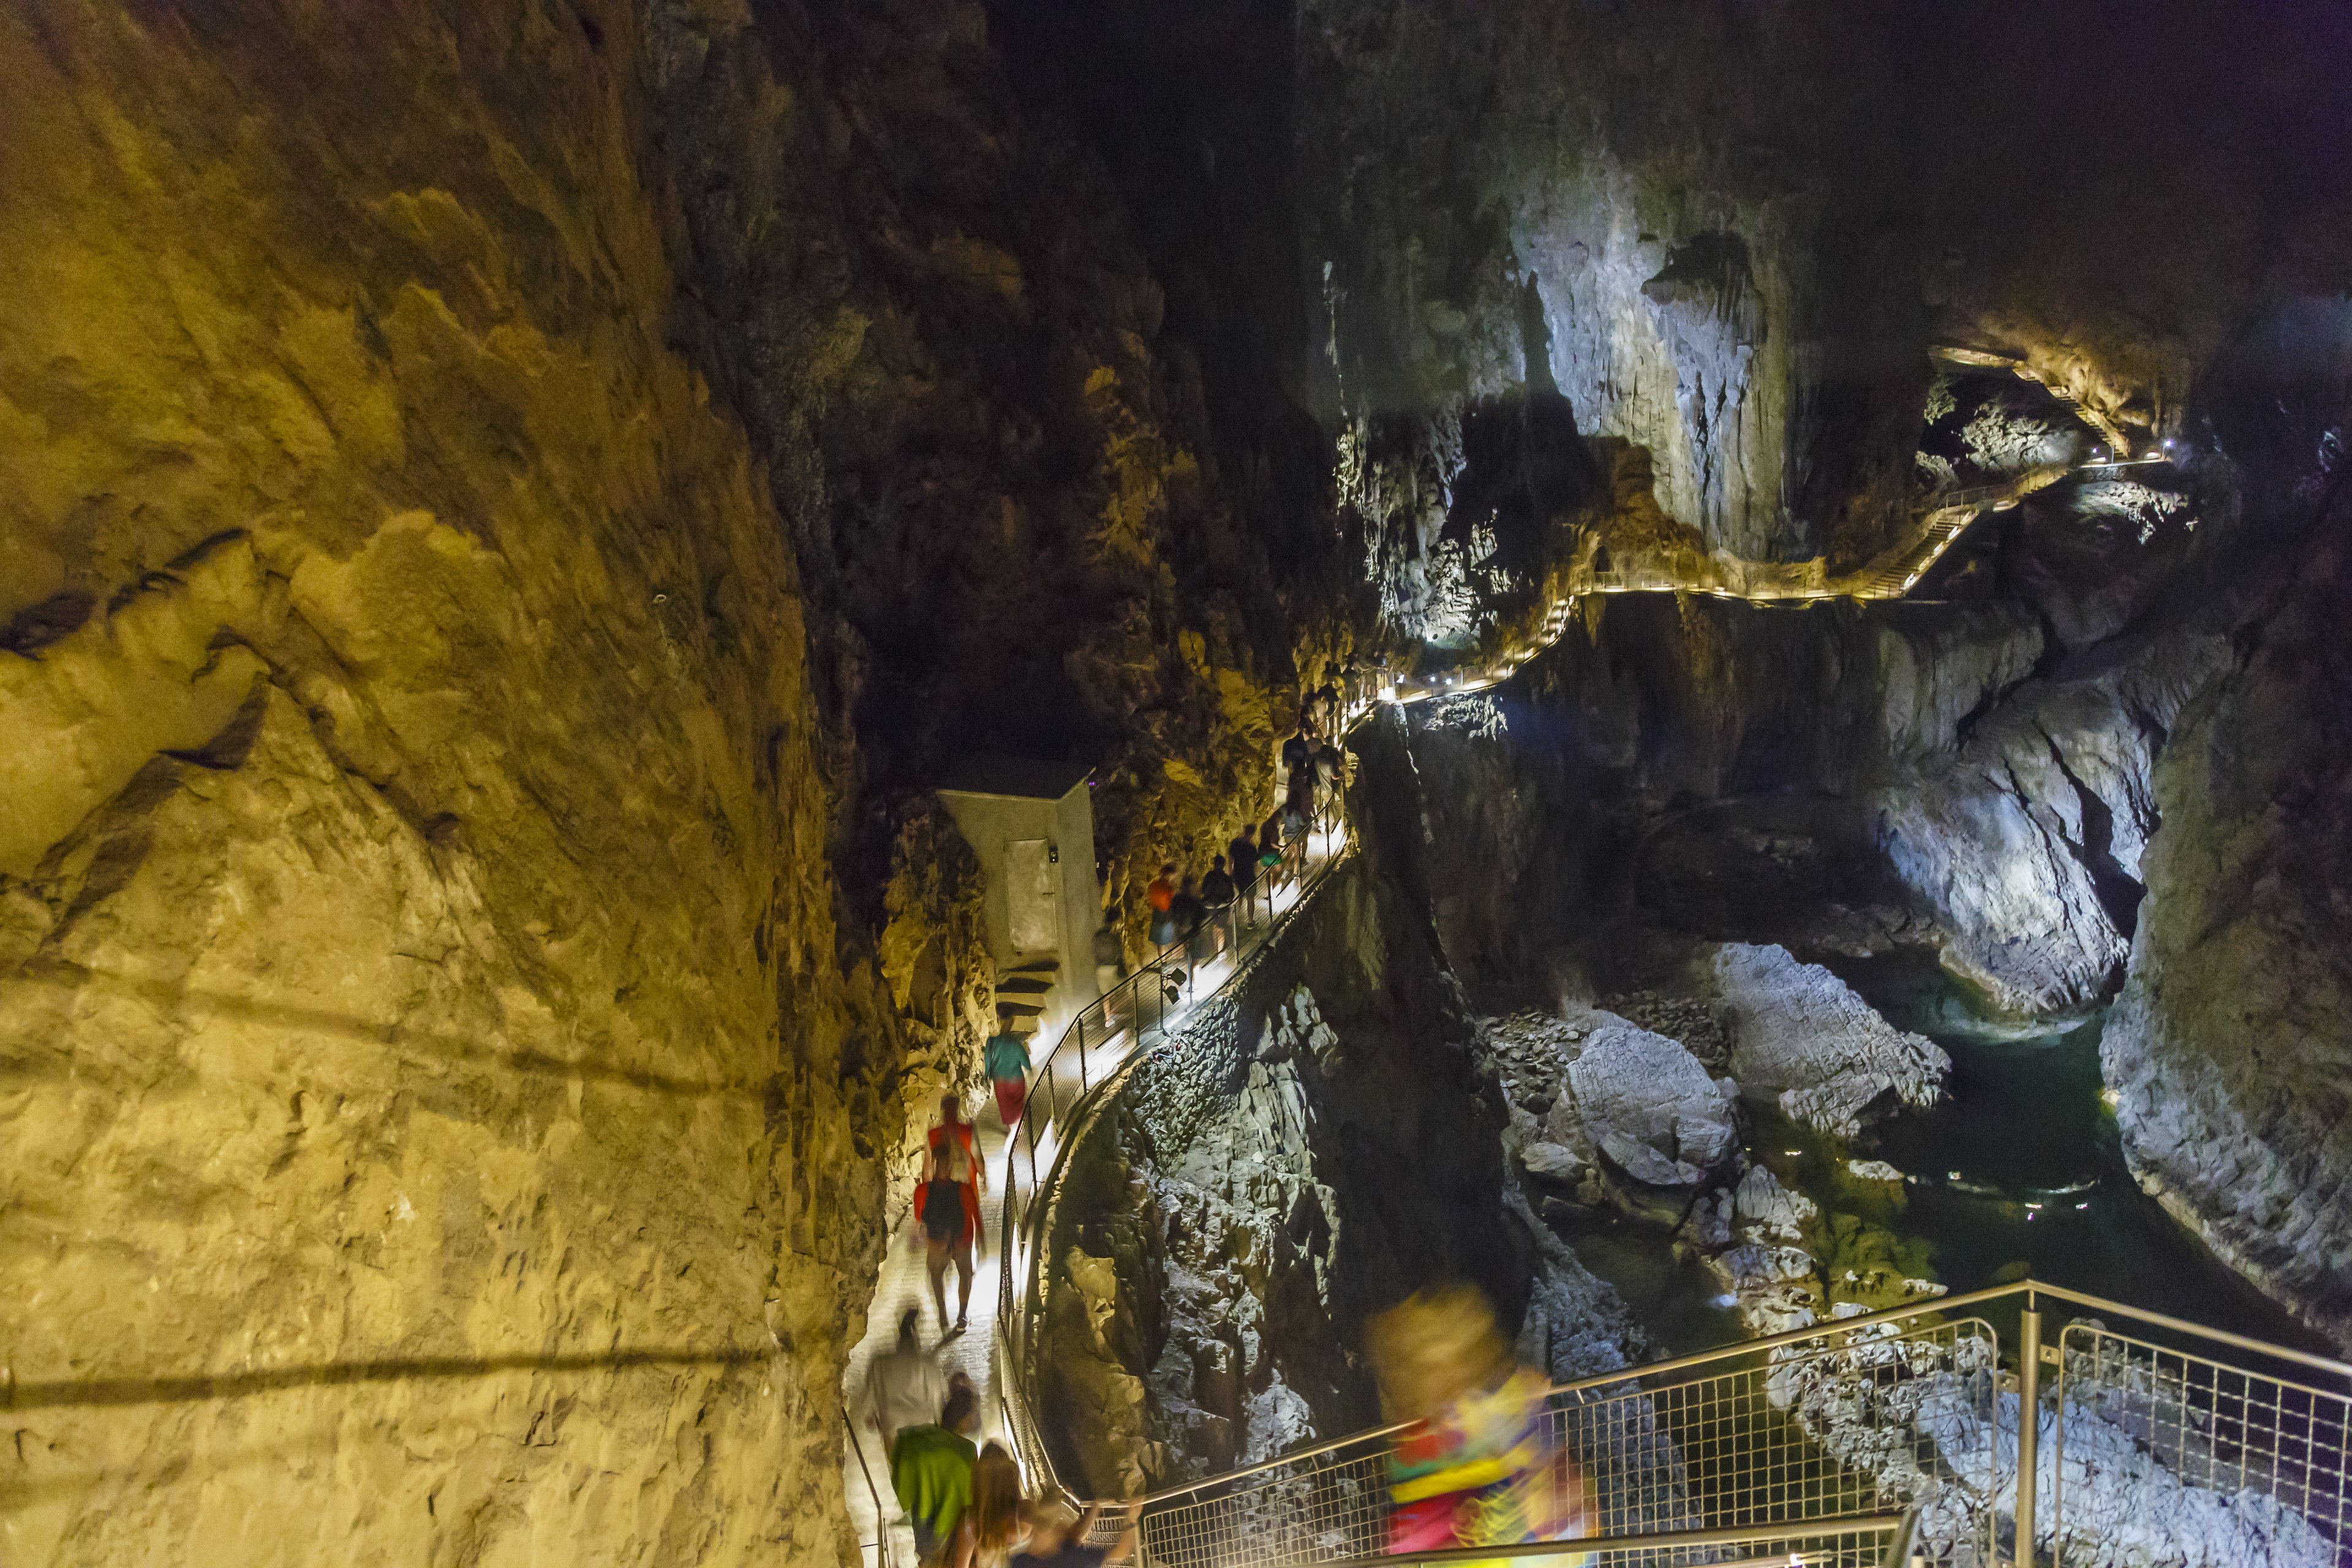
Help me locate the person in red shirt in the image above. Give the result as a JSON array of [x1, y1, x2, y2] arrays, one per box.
[[925, 1095, 986, 1334], [1145, 862, 1178, 947]]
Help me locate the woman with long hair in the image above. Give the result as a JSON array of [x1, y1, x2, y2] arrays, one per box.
[[967, 1442, 1027, 1568]]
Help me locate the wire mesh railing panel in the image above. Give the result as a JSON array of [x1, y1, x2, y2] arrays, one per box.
[[1578, 1520, 1898, 1568], [1134, 1436, 1397, 1568], [1117, 1314, 1994, 1568], [1564, 1316, 1998, 1566], [2051, 1322, 2351, 1567]]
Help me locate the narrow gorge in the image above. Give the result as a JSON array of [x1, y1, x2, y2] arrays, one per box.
[[4, 3, 2350, 1566]]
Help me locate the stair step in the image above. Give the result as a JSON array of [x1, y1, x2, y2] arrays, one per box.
[[996, 1000, 1046, 1017], [1005, 959, 1060, 976], [996, 976, 1054, 996]]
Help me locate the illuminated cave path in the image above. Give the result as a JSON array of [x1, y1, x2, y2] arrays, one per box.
[[840, 807, 1352, 1567]]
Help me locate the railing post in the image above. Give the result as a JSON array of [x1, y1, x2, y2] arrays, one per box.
[[1077, 1012, 1088, 1091], [2016, 1299, 2041, 1568]]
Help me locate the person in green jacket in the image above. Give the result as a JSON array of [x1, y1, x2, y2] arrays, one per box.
[[892, 1384, 981, 1566]]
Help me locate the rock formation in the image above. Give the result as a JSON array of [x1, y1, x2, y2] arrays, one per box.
[[0, 6, 903, 1560], [0, 3, 1354, 1561], [1701, 944, 1948, 1137]]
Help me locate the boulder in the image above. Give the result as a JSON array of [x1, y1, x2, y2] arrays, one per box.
[[1562, 1010, 1740, 1188], [1733, 1164, 1818, 1242], [1702, 944, 1950, 1136]]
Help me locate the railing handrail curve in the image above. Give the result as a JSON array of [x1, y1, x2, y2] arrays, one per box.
[[1093, 1273, 2350, 1510], [992, 695, 1379, 1500]]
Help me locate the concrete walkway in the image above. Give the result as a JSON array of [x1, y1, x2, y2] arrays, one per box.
[[841, 803, 1354, 1567]]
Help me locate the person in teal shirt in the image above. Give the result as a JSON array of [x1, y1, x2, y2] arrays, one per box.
[[984, 1009, 1031, 1129], [892, 1384, 981, 1565]]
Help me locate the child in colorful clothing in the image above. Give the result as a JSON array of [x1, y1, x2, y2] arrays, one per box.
[[1366, 1285, 1593, 1560]]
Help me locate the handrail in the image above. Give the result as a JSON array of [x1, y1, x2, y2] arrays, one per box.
[[1089, 1274, 2350, 1511], [1307, 1515, 1906, 1568], [843, 1398, 897, 1568], [2018, 1278, 2352, 1385], [992, 695, 1379, 1500]]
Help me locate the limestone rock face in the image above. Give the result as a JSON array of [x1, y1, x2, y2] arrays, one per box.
[[1702, 944, 1948, 1136], [0, 7, 918, 1563], [1874, 631, 2230, 1014], [1038, 730, 1642, 1489], [2103, 545, 2352, 1349]]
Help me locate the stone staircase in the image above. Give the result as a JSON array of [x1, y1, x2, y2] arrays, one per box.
[[993, 958, 1059, 1038]]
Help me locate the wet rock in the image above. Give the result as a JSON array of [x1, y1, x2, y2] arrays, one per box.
[[1520, 1141, 1588, 1184], [1562, 1010, 1740, 1188], [2103, 546, 2352, 1351], [1702, 944, 1950, 1136], [1733, 1165, 1818, 1243]]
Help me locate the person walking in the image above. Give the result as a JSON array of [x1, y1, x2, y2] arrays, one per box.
[[861, 1305, 951, 1458], [1199, 853, 1235, 956], [924, 1094, 986, 1333], [891, 1384, 982, 1567], [1280, 792, 1310, 880], [967, 1442, 1028, 1568], [1227, 825, 1259, 925], [1280, 715, 1316, 801], [1257, 811, 1286, 900], [1146, 862, 1178, 949], [918, 1145, 976, 1337], [1093, 908, 1126, 998], [984, 1012, 1031, 1131], [1314, 737, 1344, 816], [1168, 874, 1208, 977], [1013, 1499, 1144, 1568]]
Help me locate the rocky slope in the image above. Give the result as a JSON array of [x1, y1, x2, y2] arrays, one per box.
[[1036, 719, 1639, 1495]]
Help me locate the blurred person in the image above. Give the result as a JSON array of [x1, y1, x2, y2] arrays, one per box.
[[1173, 874, 1213, 970], [918, 1144, 976, 1335], [1093, 908, 1126, 998], [984, 1010, 1031, 1131], [892, 1383, 982, 1567], [1257, 810, 1286, 896], [1365, 1284, 1591, 1558], [1200, 853, 1235, 956], [1281, 713, 1316, 796], [862, 1305, 950, 1457], [1146, 862, 1178, 947], [962, 1441, 1028, 1568], [1013, 1498, 1142, 1568], [1227, 825, 1260, 924]]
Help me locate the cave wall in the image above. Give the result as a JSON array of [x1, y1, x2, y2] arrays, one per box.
[[0, 5, 924, 1562], [638, 0, 1351, 933], [1294, 0, 2352, 581]]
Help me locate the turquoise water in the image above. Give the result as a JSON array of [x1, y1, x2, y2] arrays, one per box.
[[1817, 951, 2332, 1356]]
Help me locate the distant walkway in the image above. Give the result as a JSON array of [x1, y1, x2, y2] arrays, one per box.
[[842, 775, 1357, 1566]]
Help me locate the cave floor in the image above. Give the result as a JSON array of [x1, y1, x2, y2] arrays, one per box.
[[842, 817, 1351, 1562]]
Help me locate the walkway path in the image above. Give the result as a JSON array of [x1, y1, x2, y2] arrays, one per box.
[[841, 802, 1355, 1567]]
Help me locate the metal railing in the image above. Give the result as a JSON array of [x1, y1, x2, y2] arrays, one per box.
[[1114, 1295, 1999, 1568], [1014, 1275, 2350, 1568], [845, 1397, 899, 1568], [990, 701, 1376, 1502]]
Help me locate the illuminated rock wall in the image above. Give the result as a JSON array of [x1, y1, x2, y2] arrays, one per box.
[[0, 5, 904, 1562]]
